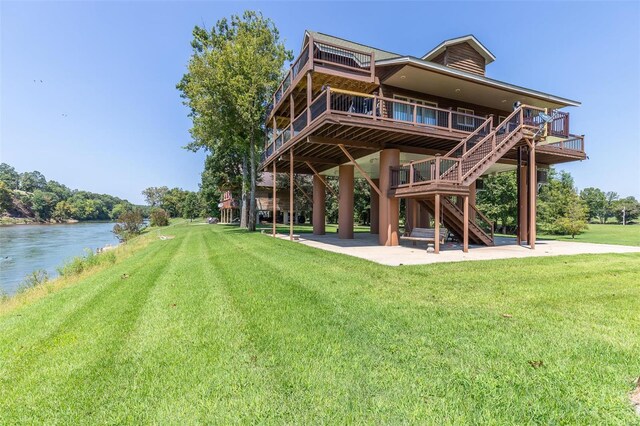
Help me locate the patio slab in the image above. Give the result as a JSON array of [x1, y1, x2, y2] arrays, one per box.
[[271, 232, 640, 266]]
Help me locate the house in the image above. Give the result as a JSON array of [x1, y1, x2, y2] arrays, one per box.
[[218, 173, 305, 225], [261, 31, 586, 252]]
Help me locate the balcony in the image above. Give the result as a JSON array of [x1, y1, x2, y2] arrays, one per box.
[[270, 38, 376, 119], [262, 88, 489, 164]]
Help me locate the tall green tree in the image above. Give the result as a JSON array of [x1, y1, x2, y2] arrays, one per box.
[[476, 171, 517, 233], [0, 163, 20, 189], [177, 11, 291, 231], [580, 187, 607, 223], [182, 192, 200, 221], [142, 186, 169, 208]]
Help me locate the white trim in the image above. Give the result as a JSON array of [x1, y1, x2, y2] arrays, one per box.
[[375, 57, 581, 107], [457, 107, 475, 126], [422, 35, 496, 64]]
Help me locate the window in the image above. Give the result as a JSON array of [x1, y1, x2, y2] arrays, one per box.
[[393, 95, 438, 125], [456, 107, 475, 128]]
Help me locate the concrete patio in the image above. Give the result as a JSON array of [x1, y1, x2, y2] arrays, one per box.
[[273, 232, 640, 266]]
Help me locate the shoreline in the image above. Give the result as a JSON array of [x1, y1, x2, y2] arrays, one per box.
[[0, 219, 114, 227]]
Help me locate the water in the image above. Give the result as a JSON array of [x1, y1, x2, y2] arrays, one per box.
[[0, 222, 119, 296]]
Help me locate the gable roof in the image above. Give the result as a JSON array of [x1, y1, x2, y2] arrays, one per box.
[[422, 35, 496, 65], [303, 30, 401, 61]]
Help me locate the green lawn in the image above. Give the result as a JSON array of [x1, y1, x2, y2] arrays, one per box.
[[1, 223, 639, 424], [541, 223, 640, 246]]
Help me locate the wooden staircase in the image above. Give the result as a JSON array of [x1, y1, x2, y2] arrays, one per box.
[[419, 197, 495, 246], [389, 106, 549, 247]]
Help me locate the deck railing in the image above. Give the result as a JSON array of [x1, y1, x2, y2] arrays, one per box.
[[270, 38, 375, 114], [262, 88, 488, 164], [543, 134, 584, 152]]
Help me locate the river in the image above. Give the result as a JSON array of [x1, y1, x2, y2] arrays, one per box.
[[0, 222, 119, 296]]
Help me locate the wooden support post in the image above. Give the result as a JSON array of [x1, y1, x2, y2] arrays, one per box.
[[370, 179, 379, 234], [463, 195, 469, 253], [272, 161, 277, 237], [378, 149, 400, 246], [289, 149, 294, 240], [434, 194, 441, 254], [529, 144, 537, 249], [306, 72, 312, 123], [312, 174, 325, 235], [338, 164, 354, 239], [516, 147, 522, 245]]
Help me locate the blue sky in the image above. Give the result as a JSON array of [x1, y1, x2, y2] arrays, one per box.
[[1, 1, 639, 204]]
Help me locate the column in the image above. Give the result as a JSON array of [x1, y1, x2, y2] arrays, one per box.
[[370, 178, 379, 234], [313, 174, 325, 235], [338, 164, 354, 239], [529, 145, 537, 249], [434, 194, 441, 254], [378, 149, 400, 246], [518, 149, 528, 244], [463, 195, 469, 253]]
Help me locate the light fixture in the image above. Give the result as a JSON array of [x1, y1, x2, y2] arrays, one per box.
[[400, 75, 406, 79], [455, 88, 461, 93], [501, 99, 507, 103]]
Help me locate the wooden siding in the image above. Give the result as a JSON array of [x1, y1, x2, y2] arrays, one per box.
[[443, 42, 486, 75], [431, 51, 447, 66]]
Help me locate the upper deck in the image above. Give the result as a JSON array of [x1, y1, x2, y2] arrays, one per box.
[[262, 33, 585, 174]]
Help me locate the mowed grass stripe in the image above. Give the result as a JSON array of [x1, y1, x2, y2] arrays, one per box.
[[0, 235, 179, 423], [0, 224, 639, 424], [203, 228, 640, 424]]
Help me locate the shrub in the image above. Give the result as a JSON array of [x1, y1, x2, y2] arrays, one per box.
[[18, 269, 49, 293], [554, 198, 589, 238], [57, 249, 116, 277], [113, 208, 144, 241], [150, 208, 170, 227]]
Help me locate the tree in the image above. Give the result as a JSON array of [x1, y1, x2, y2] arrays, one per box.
[[476, 171, 517, 233], [604, 191, 619, 223], [177, 11, 291, 232], [182, 192, 200, 221], [554, 194, 588, 237], [580, 187, 607, 223], [161, 188, 189, 217], [19, 171, 47, 192], [31, 190, 59, 221], [142, 186, 169, 207], [113, 209, 144, 242], [0, 163, 20, 189], [612, 196, 640, 224], [150, 208, 170, 226], [0, 181, 12, 213], [537, 169, 578, 233]]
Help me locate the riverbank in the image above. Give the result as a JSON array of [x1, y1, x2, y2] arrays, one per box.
[[1, 223, 639, 423], [1, 217, 84, 226], [0, 224, 166, 312]]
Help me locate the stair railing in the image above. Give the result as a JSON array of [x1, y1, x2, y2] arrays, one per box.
[[457, 106, 526, 181], [469, 203, 494, 240], [445, 115, 494, 158]]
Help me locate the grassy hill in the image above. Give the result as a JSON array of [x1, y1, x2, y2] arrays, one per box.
[[1, 223, 639, 423]]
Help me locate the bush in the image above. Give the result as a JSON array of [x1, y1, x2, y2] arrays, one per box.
[[57, 249, 116, 277], [113, 208, 144, 241], [150, 208, 170, 227], [18, 269, 49, 293]]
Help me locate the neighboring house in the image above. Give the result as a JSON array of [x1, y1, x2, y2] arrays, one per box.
[[261, 31, 586, 252], [218, 173, 300, 224]]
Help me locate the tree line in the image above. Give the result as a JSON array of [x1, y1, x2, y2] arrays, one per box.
[[477, 168, 639, 236], [0, 163, 134, 222]]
